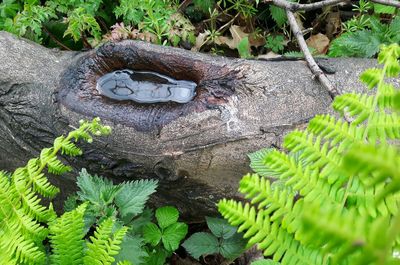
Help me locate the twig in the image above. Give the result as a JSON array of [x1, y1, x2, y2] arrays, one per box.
[[218, 12, 240, 33], [42, 26, 72, 51], [370, 0, 400, 8], [264, 0, 349, 11], [286, 10, 340, 98]]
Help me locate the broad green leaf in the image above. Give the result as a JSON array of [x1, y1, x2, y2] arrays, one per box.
[[144, 247, 168, 265], [143, 223, 162, 246], [182, 232, 219, 260], [155, 206, 179, 229], [127, 208, 153, 234], [76, 169, 117, 205], [114, 235, 148, 265], [162, 222, 188, 252], [220, 233, 247, 259], [206, 216, 237, 239], [269, 5, 286, 27], [115, 179, 158, 218]]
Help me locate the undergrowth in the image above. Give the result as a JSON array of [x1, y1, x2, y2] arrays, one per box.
[[0, 117, 188, 265], [219, 44, 400, 264]]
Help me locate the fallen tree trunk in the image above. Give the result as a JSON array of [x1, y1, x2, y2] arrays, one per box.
[[0, 31, 372, 221]]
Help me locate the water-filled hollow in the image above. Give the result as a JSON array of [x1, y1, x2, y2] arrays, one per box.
[[58, 40, 239, 131], [96, 69, 197, 104]]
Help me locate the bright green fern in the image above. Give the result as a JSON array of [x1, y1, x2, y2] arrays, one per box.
[[218, 44, 400, 265], [0, 118, 120, 264]]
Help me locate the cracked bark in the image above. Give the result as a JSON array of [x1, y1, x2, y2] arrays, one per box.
[[0, 31, 373, 221]]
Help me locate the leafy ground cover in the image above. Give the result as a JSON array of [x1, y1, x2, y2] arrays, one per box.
[[0, 0, 398, 57]]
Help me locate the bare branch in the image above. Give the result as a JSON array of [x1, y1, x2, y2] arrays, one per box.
[[264, 0, 349, 11], [370, 0, 400, 8], [286, 10, 340, 98]]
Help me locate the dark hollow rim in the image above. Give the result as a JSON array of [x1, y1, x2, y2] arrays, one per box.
[[58, 40, 240, 132]]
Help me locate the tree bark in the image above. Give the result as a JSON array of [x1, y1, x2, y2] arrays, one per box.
[[0, 31, 372, 221]]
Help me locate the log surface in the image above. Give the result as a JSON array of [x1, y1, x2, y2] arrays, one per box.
[[0, 31, 372, 221]]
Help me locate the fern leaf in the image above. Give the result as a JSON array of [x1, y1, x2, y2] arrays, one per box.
[[218, 200, 323, 264], [116, 261, 133, 265], [13, 168, 57, 223], [49, 203, 87, 265], [343, 144, 400, 201], [26, 158, 60, 198], [248, 148, 279, 177], [333, 93, 374, 124], [308, 114, 364, 149], [366, 112, 400, 143], [84, 218, 128, 265], [283, 130, 344, 184], [54, 136, 82, 156]]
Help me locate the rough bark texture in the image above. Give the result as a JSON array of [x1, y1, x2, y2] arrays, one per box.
[[0, 31, 372, 221]]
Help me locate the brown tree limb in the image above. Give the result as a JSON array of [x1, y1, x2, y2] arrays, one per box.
[[264, 0, 349, 11], [42, 26, 72, 51], [286, 10, 340, 98]]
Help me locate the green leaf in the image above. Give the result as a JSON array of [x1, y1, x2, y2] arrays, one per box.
[[76, 169, 118, 205], [115, 179, 158, 218], [251, 259, 281, 265], [394, 92, 400, 111], [114, 234, 148, 265], [127, 208, 153, 234], [144, 246, 168, 265], [237, 37, 251, 59], [162, 222, 188, 252], [206, 216, 237, 239], [248, 148, 280, 177], [220, 233, 247, 260], [373, 3, 396, 14], [193, 0, 215, 13], [360, 68, 382, 89], [182, 232, 219, 260], [269, 5, 287, 27], [143, 223, 162, 246], [328, 30, 381, 58], [155, 206, 179, 229]]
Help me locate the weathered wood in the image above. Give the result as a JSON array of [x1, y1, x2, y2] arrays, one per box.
[[0, 31, 372, 221]]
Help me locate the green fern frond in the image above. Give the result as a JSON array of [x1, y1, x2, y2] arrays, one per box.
[[54, 136, 82, 156], [308, 114, 364, 148], [283, 130, 344, 184], [262, 149, 343, 203], [26, 159, 60, 198], [116, 261, 133, 265], [248, 148, 278, 177], [49, 203, 87, 265], [343, 144, 400, 201], [366, 112, 400, 142], [239, 174, 301, 232], [333, 93, 373, 124], [219, 44, 400, 265], [0, 118, 111, 265], [218, 199, 322, 265], [84, 218, 129, 265]]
